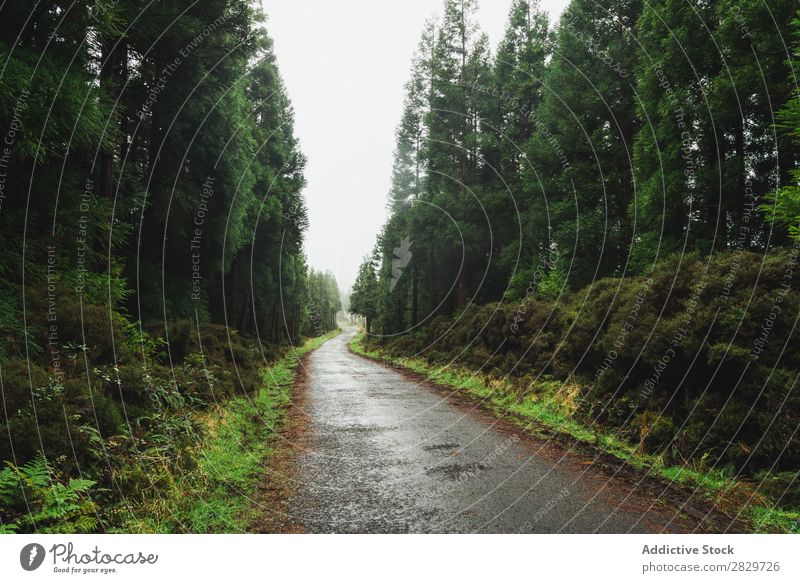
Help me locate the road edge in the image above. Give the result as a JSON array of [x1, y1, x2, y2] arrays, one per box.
[[249, 329, 342, 533]]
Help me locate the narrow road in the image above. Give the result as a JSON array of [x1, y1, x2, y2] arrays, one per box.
[[287, 328, 703, 533]]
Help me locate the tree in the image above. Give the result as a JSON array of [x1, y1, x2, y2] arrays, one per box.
[[632, 0, 798, 267], [350, 256, 380, 335], [304, 270, 342, 336], [0, 0, 313, 353], [760, 13, 800, 240], [524, 0, 641, 290], [481, 0, 550, 300]]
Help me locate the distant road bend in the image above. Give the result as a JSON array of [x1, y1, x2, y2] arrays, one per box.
[[285, 328, 730, 534]]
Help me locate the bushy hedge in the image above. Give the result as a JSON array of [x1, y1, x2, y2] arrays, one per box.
[[370, 251, 800, 481]]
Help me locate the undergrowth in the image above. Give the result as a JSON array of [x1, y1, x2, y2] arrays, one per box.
[[119, 330, 339, 533], [0, 329, 339, 534]]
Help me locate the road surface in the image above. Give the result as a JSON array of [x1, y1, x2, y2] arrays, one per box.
[[286, 328, 720, 533]]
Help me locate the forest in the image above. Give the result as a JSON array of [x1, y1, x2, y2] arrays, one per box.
[[350, 0, 800, 521], [0, 0, 799, 535], [0, 1, 340, 532]]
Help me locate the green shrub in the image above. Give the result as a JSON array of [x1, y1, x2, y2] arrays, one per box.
[[0, 454, 99, 534]]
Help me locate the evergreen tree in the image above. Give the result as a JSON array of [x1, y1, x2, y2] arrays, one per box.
[[632, 0, 798, 266], [304, 269, 342, 336], [482, 0, 550, 300], [350, 256, 380, 335], [0, 0, 315, 354], [523, 0, 641, 290], [761, 14, 800, 240], [424, 0, 490, 311]]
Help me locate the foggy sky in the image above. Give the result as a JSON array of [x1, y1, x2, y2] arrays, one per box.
[[263, 0, 569, 290]]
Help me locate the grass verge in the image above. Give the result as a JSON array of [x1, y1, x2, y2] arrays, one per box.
[[121, 330, 340, 533], [350, 331, 799, 534]]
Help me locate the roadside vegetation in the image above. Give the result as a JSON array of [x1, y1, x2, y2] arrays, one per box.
[[127, 330, 339, 533], [1, 329, 339, 533], [352, 251, 800, 533]]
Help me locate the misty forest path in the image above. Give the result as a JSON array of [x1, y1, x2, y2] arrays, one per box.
[[284, 328, 722, 533]]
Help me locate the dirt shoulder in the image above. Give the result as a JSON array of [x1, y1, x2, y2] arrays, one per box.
[[249, 349, 316, 533]]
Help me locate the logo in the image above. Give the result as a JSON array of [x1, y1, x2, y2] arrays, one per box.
[[391, 237, 412, 291], [20, 543, 46, 571]]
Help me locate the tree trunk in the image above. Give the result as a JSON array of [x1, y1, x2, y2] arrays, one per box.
[[427, 245, 436, 317], [733, 114, 747, 249], [412, 261, 418, 327], [457, 259, 467, 309], [397, 296, 403, 332]]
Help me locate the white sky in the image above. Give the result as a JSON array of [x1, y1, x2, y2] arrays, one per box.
[[263, 0, 569, 290]]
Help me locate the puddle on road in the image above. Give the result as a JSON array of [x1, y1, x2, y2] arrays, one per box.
[[425, 462, 487, 481], [422, 443, 461, 452]]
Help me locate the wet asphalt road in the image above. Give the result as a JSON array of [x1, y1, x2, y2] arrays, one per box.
[[289, 328, 682, 533]]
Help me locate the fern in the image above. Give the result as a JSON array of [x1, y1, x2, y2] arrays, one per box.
[[0, 453, 100, 533], [0, 453, 49, 506], [19, 454, 51, 488], [0, 464, 23, 506]]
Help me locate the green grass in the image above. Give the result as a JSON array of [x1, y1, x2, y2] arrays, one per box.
[[122, 330, 340, 533], [182, 358, 294, 531], [183, 330, 340, 532], [351, 331, 800, 533]]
